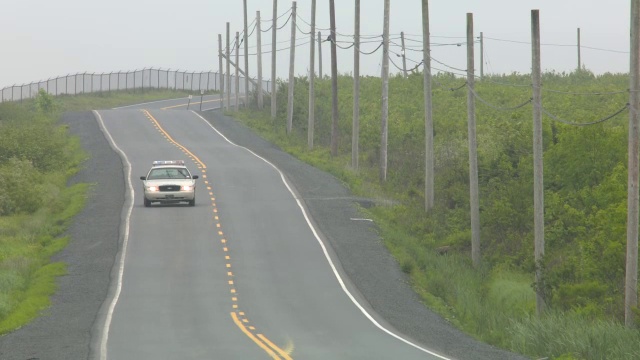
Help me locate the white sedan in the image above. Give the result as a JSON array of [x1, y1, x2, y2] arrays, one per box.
[[140, 160, 199, 207]]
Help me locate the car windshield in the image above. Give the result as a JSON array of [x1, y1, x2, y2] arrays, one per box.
[[147, 167, 191, 180]]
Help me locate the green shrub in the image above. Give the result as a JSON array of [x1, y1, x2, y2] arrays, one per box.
[[0, 158, 44, 215]]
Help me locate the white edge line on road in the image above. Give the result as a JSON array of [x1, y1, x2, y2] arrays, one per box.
[[190, 111, 453, 360], [92, 110, 135, 360], [112, 96, 192, 109]]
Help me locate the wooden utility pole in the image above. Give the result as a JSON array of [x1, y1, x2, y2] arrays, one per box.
[[531, 9, 546, 316], [329, 0, 339, 156], [218, 34, 224, 109], [423, 0, 434, 211], [480, 32, 484, 80], [271, 0, 278, 119], [467, 13, 481, 268], [401, 31, 408, 78], [287, 1, 297, 134], [352, 0, 360, 169], [243, 0, 250, 105], [318, 31, 323, 79], [257, 11, 264, 109], [380, 0, 390, 181], [226, 23, 231, 111], [308, 0, 316, 148], [577, 28, 582, 71], [626, 0, 640, 328], [235, 31, 240, 111]]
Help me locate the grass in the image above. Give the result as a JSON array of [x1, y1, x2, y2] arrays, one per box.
[[2, 89, 637, 358], [508, 312, 640, 359], [0, 88, 196, 334], [232, 107, 640, 360]]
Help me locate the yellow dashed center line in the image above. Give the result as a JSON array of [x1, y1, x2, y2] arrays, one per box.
[[140, 109, 293, 359]]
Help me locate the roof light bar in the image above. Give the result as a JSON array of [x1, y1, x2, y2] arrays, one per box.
[[152, 160, 185, 166]]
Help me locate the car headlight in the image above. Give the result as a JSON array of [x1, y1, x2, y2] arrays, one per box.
[[146, 186, 159, 192], [181, 185, 194, 191]]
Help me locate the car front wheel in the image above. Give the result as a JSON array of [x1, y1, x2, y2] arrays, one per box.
[[144, 197, 151, 207]]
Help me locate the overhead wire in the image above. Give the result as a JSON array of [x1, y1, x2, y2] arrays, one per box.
[[484, 36, 629, 54], [539, 103, 629, 126]]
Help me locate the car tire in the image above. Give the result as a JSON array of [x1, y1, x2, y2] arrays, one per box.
[[144, 197, 151, 207], [188, 197, 195, 207]]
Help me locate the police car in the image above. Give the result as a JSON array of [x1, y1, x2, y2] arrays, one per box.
[[139, 160, 199, 207]]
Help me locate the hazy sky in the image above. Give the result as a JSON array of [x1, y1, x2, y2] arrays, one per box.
[[0, 0, 632, 88]]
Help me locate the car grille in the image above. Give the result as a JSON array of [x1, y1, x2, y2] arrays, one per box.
[[159, 185, 181, 192]]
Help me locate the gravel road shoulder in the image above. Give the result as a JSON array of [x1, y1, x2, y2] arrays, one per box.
[[198, 111, 528, 360], [0, 109, 528, 360]]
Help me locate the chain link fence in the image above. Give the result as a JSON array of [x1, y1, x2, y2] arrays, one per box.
[[0, 67, 271, 103]]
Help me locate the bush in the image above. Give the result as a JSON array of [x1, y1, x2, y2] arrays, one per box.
[[0, 158, 44, 215]]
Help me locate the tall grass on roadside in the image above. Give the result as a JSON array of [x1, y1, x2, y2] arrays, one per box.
[[508, 312, 640, 360], [0, 181, 87, 334], [233, 84, 640, 359], [0, 88, 200, 334], [369, 204, 537, 345]]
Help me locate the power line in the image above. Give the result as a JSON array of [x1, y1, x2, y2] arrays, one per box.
[[261, 8, 292, 22], [541, 87, 628, 95], [540, 103, 629, 126], [485, 36, 629, 54], [276, 12, 293, 31]]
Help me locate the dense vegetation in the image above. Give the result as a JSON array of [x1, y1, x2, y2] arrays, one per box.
[[237, 70, 640, 359], [0, 88, 199, 334], [0, 90, 86, 333]]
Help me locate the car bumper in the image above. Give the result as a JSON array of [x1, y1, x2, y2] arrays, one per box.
[[144, 191, 195, 202]]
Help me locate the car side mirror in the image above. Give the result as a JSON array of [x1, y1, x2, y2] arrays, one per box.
[[140, 176, 146, 180], [192, 175, 199, 180]]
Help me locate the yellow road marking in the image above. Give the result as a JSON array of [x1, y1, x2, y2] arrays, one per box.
[[231, 312, 281, 360], [143, 109, 293, 359], [258, 334, 294, 360], [142, 110, 206, 169]]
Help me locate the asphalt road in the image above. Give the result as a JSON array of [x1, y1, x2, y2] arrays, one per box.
[[0, 97, 528, 360]]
